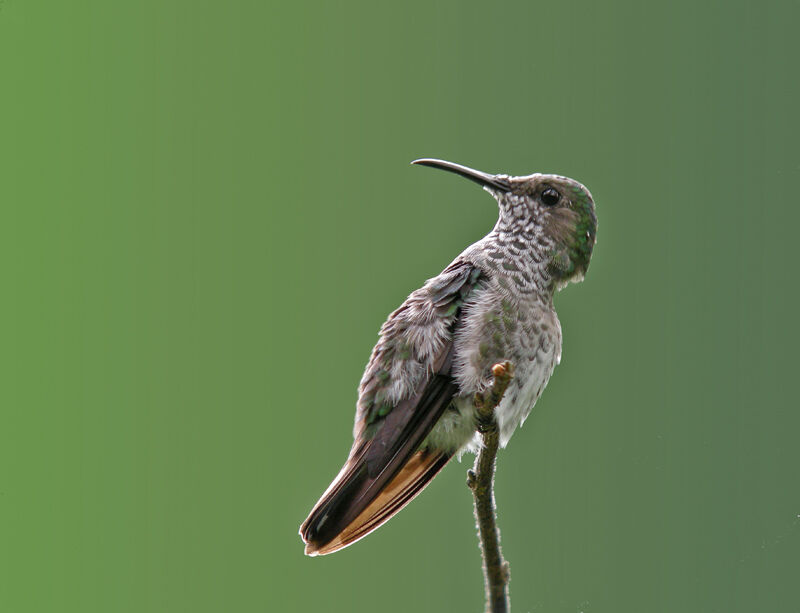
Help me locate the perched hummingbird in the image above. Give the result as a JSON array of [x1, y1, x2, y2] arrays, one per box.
[[300, 159, 597, 556]]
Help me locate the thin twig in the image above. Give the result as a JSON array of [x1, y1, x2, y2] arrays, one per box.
[[468, 361, 515, 613]]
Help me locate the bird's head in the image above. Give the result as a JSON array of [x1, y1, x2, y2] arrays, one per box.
[[413, 158, 597, 288]]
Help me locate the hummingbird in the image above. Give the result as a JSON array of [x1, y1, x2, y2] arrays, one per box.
[[300, 159, 597, 556]]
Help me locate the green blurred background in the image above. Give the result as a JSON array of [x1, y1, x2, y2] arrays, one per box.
[[2, 1, 799, 611]]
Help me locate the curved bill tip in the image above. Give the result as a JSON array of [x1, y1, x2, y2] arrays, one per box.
[[411, 158, 510, 192]]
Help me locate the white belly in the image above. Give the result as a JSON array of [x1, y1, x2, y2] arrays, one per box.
[[426, 292, 563, 454], [494, 339, 560, 446]]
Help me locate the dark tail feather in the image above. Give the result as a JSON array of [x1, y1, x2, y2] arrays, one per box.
[[299, 448, 451, 556], [301, 359, 459, 555]]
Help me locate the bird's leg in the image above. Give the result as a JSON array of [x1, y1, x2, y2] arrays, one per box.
[[469, 361, 514, 613]]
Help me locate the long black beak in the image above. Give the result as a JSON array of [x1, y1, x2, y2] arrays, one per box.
[[411, 158, 511, 192]]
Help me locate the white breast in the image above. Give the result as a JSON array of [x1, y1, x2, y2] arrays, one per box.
[[495, 333, 560, 446]]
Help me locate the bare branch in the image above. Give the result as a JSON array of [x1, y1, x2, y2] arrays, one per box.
[[468, 361, 515, 613]]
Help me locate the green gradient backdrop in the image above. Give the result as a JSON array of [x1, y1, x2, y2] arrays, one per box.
[[2, 2, 799, 612]]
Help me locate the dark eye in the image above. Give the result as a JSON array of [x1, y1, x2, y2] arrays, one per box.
[[541, 187, 560, 207]]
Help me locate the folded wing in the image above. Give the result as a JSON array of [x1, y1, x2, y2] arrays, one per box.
[[299, 260, 483, 555]]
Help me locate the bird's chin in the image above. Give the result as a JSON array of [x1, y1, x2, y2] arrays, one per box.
[[554, 268, 587, 292]]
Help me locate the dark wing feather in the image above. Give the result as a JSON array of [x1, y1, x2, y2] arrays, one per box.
[[364, 344, 456, 476], [309, 449, 451, 555], [299, 259, 482, 555]]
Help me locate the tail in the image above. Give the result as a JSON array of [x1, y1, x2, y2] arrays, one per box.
[[299, 447, 452, 555]]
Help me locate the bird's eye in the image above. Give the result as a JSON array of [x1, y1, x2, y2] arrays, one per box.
[[541, 187, 560, 207]]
